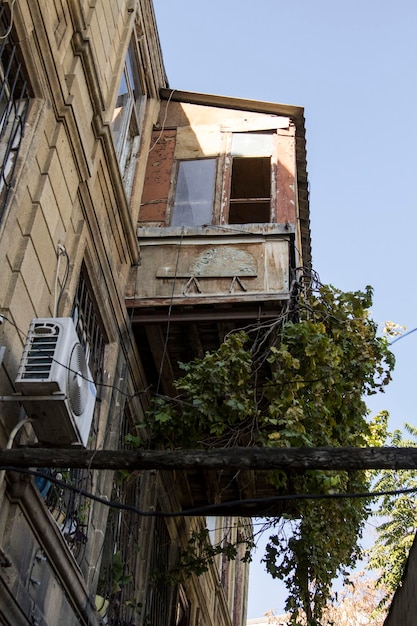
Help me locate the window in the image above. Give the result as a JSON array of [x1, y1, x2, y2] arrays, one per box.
[[226, 132, 274, 224], [175, 586, 191, 626], [229, 156, 271, 223], [169, 135, 274, 227], [144, 515, 176, 624], [112, 35, 146, 196], [171, 158, 216, 227], [0, 8, 31, 223], [72, 267, 106, 382]]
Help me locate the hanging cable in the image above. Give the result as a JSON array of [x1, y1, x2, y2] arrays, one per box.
[[155, 226, 184, 395], [3, 467, 417, 518], [54, 244, 70, 317], [389, 327, 417, 345]]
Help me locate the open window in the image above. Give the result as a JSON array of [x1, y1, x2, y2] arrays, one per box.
[[229, 156, 271, 223], [112, 32, 146, 197], [168, 135, 274, 227]]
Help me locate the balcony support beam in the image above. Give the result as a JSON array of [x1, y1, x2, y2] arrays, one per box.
[[1, 446, 417, 471]]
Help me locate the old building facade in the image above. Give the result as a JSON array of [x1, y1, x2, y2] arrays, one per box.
[[0, 1, 310, 625]]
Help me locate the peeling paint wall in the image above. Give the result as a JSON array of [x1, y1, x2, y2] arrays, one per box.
[[140, 129, 176, 224], [138, 100, 297, 228]]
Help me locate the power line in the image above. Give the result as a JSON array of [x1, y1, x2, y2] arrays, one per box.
[[3, 467, 416, 518], [389, 327, 417, 345]]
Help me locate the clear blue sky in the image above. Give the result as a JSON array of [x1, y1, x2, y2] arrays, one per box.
[[153, 0, 417, 617]]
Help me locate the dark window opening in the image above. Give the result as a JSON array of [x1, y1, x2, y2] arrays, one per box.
[[229, 156, 271, 224], [96, 422, 144, 625]]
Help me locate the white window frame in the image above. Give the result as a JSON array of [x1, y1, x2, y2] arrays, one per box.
[[112, 33, 146, 198]]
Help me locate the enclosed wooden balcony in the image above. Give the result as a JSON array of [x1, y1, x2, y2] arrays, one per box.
[[123, 91, 311, 513], [127, 223, 294, 306], [126, 223, 295, 394]]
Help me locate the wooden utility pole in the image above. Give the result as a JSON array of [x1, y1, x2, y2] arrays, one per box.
[[1, 446, 417, 471]]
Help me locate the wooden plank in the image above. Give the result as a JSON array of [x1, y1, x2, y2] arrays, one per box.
[[2, 447, 417, 471]]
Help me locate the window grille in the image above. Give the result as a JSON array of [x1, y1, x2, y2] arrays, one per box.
[[43, 468, 91, 563], [72, 267, 106, 384], [40, 268, 106, 566], [144, 514, 176, 625], [96, 406, 150, 624], [0, 6, 31, 223], [98, 470, 144, 622]]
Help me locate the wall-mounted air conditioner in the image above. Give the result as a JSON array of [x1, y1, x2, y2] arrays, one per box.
[[15, 318, 96, 447]]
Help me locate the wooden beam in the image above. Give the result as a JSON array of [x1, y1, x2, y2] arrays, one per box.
[[1, 447, 417, 471]]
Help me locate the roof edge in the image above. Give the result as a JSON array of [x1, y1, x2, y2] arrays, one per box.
[[160, 87, 305, 122]]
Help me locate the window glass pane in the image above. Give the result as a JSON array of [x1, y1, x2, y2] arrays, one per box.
[[127, 44, 143, 105], [117, 68, 129, 100], [171, 159, 216, 226], [111, 37, 146, 198], [231, 132, 274, 156]]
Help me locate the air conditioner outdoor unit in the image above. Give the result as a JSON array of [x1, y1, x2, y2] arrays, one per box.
[[15, 317, 96, 447]]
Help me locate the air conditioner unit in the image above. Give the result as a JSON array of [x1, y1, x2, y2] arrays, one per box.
[[15, 318, 97, 447]]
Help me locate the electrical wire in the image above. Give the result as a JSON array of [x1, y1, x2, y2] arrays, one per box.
[[389, 327, 417, 345], [3, 467, 417, 518], [49, 355, 151, 400], [54, 244, 70, 317], [0, 313, 28, 342], [154, 226, 184, 399], [136, 88, 176, 161], [0, 314, 152, 401]]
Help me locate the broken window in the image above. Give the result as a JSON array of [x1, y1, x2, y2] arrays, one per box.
[[228, 156, 271, 223], [169, 134, 274, 227], [171, 158, 216, 226]]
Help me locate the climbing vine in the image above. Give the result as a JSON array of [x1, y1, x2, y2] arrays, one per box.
[[143, 280, 395, 624]]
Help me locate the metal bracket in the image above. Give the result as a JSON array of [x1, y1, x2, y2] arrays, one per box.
[[0, 394, 67, 402]]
